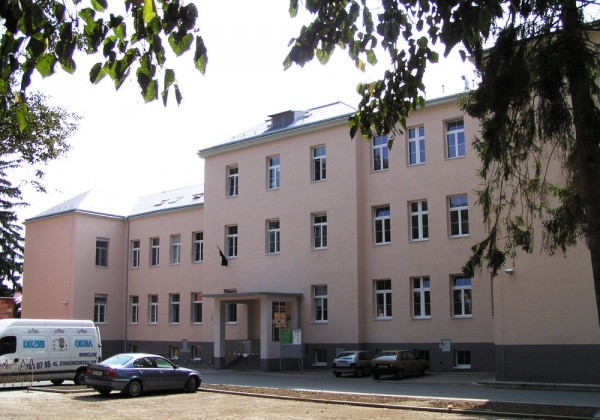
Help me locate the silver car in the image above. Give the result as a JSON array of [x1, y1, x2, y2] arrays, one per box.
[[332, 350, 375, 377], [85, 353, 201, 397]]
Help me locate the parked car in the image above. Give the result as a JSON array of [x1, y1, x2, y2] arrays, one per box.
[[332, 350, 375, 377], [371, 350, 429, 380], [85, 353, 201, 397]]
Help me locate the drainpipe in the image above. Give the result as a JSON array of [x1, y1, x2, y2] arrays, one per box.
[[124, 217, 130, 352]]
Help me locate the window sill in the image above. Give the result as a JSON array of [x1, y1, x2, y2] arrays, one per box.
[[266, 252, 280, 256], [312, 321, 328, 324], [312, 247, 327, 251], [312, 363, 327, 367], [192, 322, 202, 325], [225, 322, 237, 325], [192, 260, 203, 264], [374, 316, 391, 320], [311, 179, 326, 183], [267, 187, 280, 191], [409, 238, 429, 243], [371, 168, 389, 173], [373, 242, 391, 246], [226, 195, 238, 198], [408, 162, 426, 167], [95, 266, 108, 269], [451, 315, 473, 319], [412, 316, 431, 320], [445, 155, 466, 160], [453, 366, 472, 370], [449, 234, 469, 239]]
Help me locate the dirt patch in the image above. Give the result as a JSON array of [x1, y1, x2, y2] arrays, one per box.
[[202, 384, 600, 418]]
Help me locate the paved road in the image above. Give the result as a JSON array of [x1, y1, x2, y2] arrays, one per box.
[[197, 368, 600, 408]]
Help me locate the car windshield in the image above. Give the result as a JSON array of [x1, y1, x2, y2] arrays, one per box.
[[374, 352, 397, 361], [335, 352, 356, 359], [101, 354, 134, 366]]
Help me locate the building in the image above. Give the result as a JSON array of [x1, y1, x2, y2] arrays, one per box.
[[22, 97, 600, 383]]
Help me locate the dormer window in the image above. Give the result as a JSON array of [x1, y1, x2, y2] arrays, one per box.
[[269, 110, 308, 131]]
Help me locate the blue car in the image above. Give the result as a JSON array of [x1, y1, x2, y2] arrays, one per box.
[[85, 353, 201, 397]]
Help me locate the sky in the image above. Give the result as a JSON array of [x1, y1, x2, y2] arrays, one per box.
[[13, 0, 476, 225]]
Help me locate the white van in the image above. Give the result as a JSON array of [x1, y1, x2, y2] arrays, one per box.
[[0, 319, 102, 385]]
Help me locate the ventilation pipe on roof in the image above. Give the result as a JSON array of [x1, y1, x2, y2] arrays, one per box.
[[461, 75, 469, 91]]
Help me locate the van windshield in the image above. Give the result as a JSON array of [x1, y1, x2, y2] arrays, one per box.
[[0, 336, 16, 356]]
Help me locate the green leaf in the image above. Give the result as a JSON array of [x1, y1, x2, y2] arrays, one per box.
[[366, 50, 377, 65], [91, 0, 108, 12], [78, 8, 96, 26], [194, 36, 208, 74], [289, 0, 299, 17], [27, 36, 46, 58], [16, 99, 28, 132], [144, 0, 157, 23], [142, 79, 158, 103], [89, 62, 105, 84], [35, 53, 56, 77], [174, 84, 182, 105], [53, 3, 66, 23], [168, 32, 193, 56], [164, 69, 175, 90]]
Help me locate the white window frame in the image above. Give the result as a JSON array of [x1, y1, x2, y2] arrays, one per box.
[[268, 156, 280, 190], [408, 126, 425, 165], [412, 277, 431, 318], [191, 345, 202, 360], [171, 235, 181, 265], [94, 294, 107, 324], [313, 348, 327, 367], [312, 213, 327, 249], [149, 295, 158, 324], [150, 237, 160, 266], [192, 292, 202, 324], [374, 206, 391, 245], [455, 350, 472, 369], [130, 295, 139, 324], [312, 145, 326, 181], [267, 219, 280, 254], [95, 238, 108, 268], [313, 285, 328, 323], [375, 279, 392, 318], [452, 276, 473, 318], [446, 119, 465, 159], [410, 200, 429, 241], [227, 165, 238, 197], [131, 240, 140, 268], [226, 225, 238, 258], [193, 232, 203, 262], [372, 135, 389, 171], [225, 289, 237, 323], [449, 195, 469, 237], [170, 293, 180, 324]]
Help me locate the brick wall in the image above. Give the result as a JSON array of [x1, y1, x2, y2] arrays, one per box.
[[0, 297, 14, 319]]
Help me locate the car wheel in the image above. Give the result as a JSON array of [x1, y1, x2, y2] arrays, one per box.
[[123, 380, 142, 398], [185, 377, 198, 393], [395, 370, 404, 380], [51, 380, 64, 386], [420, 366, 427, 376], [74, 368, 87, 385], [373, 374, 380, 380], [355, 368, 364, 378], [333, 372, 342, 378], [98, 389, 111, 396]]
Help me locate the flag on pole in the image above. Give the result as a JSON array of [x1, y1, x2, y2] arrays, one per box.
[[216, 245, 228, 266]]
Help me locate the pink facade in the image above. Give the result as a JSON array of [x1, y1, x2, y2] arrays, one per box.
[[23, 98, 600, 383]]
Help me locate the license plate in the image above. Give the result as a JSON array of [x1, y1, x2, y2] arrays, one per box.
[[338, 361, 347, 365], [92, 371, 103, 376], [378, 365, 387, 368]]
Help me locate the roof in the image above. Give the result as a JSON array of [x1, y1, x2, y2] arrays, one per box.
[[26, 184, 204, 222], [198, 101, 356, 157]]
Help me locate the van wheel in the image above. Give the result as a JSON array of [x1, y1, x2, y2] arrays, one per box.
[[333, 372, 342, 378], [355, 368, 364, 378], [51, 380, 64, 386], [395, 370, 404, 380], [185, 377, 198, 393], [74, 368, 87, 385], [123, 380, 142, 398], [373, 374, 380, 380]]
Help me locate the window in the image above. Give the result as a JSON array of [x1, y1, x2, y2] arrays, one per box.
[[191, 345, 202, 360], [171, 235, 181, 265], [452, 276, 472, 317], [410, 200, 429, 241], [192, 292, 202, 323], [268, 156, 280, 189], [447, 119, 465, 158], [374, 206, 391, 245], [149, 295, 158, 324], [313, 285, 328, 322], [227, 165, 238, 197], [170, 294, 180, 324], [412, 277, 431, 318], [455, 350, 471, 369], [375, 279, 392, 318], [449, 195, 469, 237], [312, 146, 326, 181], [372, 135, 389, 171], [313, 213, 327, 249], [94, 294, 107, 324], [313, 348, 327, 366], [150, 237, 160, 266], [130, 295, 139, 324], [0, 336, 16, 356], [129, 344, 138, 353], [225, 289, 237, 323], [193, 232, 203, 262], [131, 240, 140, 268], [267, 219, 280, 254], [169, 345, 180, 359], [226, 225, 238, 258], [408, 126, 425, 165], [95, 238, 108, 267]]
